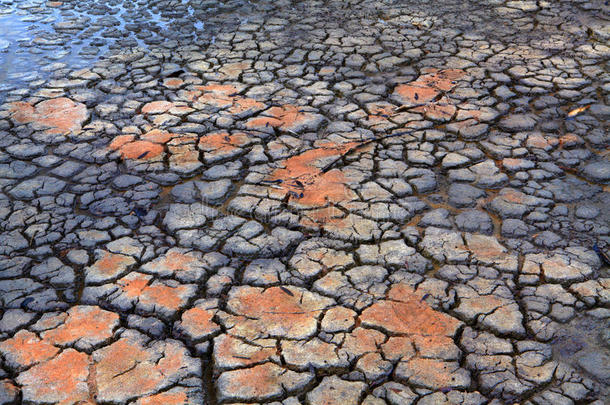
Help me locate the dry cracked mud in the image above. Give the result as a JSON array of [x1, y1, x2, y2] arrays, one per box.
[[0, 0, 609, 404]]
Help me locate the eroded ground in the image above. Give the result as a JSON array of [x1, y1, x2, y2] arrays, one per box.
[[0, 0, 609, 404]]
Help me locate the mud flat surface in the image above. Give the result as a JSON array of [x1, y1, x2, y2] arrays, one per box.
[[0, 0, 609, 404]]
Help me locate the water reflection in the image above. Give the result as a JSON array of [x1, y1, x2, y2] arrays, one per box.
[[0, 0, 255, 98]]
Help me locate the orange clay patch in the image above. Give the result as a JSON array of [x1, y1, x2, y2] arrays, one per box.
[[213, 334, 277, 369], [225, 286, 335, 340], [394, 84, 440, 105], [368, 104, 395, 117], [341, 327, 386, 357], [9, 97, 88, 134], [191, 84, 265, 115], [140, 129, 174, 144], [360, 283, 461, 337], [108, 131, 169, 161], [419, 68, 466, 91], [179, 307, 220, 340], [41, 306, 119, 348], [115, 140, 164, 160], [198, 131, 250, 154], [229, 96, 266, 115], [0, 330, 60, 369], [88, 251, 136, 279], [381, 336, 416, 361], [94, 338, 151, 383], [2, 305, 198, 404], [94, 337, 192, 402], [217, 362, 309, 401], [246, 105, 313, 132], [162, 78, 184, 89], [230, 286, 318, 335], [107, 86, 264, 161], [16, 349, 91, 404], [263, 141, 375, 228], [393, 69, 466, 119], [412, 97, 457, 121], [268, 142, 359, 208], [119, 273, 192, 312], [109, 134, 135, 150], [195, 84, 237, 98], [119, 273, 151, 297], [366, 103, 396, 125], [144, 250, 200, 274], [141, 101, 175, 114]]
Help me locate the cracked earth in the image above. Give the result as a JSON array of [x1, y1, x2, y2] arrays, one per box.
[[0, 0, 609, 404]]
